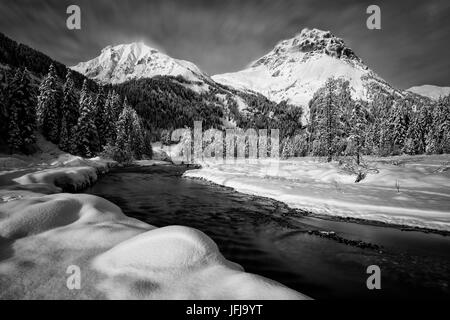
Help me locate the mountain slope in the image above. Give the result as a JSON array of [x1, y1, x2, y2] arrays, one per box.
[[407, 85, 450, 100], [0, 32, 94, 89], [213, 28, 402, 117], [71, 42, 210, 85]]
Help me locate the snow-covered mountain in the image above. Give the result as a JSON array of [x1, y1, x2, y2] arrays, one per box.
[[407, 85, 450, 100], [213, 28, 400, 116], [71, 42, 209, 84]]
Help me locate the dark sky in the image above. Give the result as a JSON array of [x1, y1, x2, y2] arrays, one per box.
[[1, 0, 449, 89]]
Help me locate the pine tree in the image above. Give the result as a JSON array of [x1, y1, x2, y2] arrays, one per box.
[[93, 87, 108, 146], [102, 91, 117, 145], [114, 98, 135, 163], [348, 102, 367, 164], [7, 69, 36, 154], [439, 96, 450, 153], [75, 94, 100, 157], [405, 106, 423, 155], [426, 96, 450, 154], [110, 90, 122, 121], [7, 80, 22, 154], [374, 93, 395, 156], [416, 103, 432, 154], [389, 100, 409, 154], [0, 77, 8, 139], [59, 70, 79, 153], [130, 114, 145, 160], [37, 64, 61, 143], [113, 98, 147, 162], [310, 78, 341, 161], [59, 115, 70, 152], [79, 79, 90, 110]]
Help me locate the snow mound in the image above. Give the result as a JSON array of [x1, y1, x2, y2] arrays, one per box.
[[0, 193, 126, 239], [0, 191, 308, 299], [51, 155, 116, 173], [94, 226, 224, 273], [93, 225, 306, 299], [13, 167, 98, 192]]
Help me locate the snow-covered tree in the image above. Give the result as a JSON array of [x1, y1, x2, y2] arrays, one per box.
[[59, 115, 71, 152], [131, 114, 145, 159], [102, 90, 118, 145], [389, 100, 410, 154], [113, 99, 134, 163], [348, 102, 367, 164], [405, 105, 424, 155], [74, 93, 100, 157], [426, 96, 450, 154], [113, 98, 147, 162], [93, 87, 108, 147], [7, 69, 36, 154], [37, 64, 61, 143], [309, 78, 341, 161], [0, 78, 7, 139], [109, 90, 123, 122], [59, 70, 79, 153], [79, 79, 90, 110]]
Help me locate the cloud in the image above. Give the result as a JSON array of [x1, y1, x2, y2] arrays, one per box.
[[0, 0, 449, 89]]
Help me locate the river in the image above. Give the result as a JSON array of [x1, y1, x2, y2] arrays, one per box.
[[86, 165, 450, 299]]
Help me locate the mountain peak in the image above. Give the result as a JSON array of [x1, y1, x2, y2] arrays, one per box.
[[72, 42, 207, 84], [213, 27, 398, 121], [252, 27, 361, 68]]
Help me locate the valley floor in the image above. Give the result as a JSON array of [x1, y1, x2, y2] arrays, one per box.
[[0, 149, 307, 299], [184, 155, 450, 232]]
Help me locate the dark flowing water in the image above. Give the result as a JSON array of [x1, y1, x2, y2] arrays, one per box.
[[86, 165, 450, 299]]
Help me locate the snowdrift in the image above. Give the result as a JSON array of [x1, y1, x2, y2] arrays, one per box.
[[184, 156, 450, 231], [0, 192, 308, 299], [0, 153, 308, 299]]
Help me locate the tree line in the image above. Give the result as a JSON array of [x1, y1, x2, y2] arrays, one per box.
[[280, 77, 450, 162], [1, 64, 448, 164], [1, 65, 152, 162]]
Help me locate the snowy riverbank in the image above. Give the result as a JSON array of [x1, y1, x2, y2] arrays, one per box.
[[0, 153, 308, 299], [184, 155, 450, 232]]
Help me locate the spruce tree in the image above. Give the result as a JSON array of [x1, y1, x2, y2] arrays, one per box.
[[59, 115, 71, 152], [59, 70, 79, 153], [348, 102, 367, 164], [311, 78, 340, 161], [416, 103, 432, 154], [389, 100, 409, 154], [111, 90, 123, 121], [94, 87, 108, 147], [102, 91, 117, 145], [7, 73, 22, 154], [37, 64, 61, 143], [113, 98, 148, 162], [75, 94, 100, 157], [7, 69, 36, 154], [130, 113, 145, 160], [439, 96, 450, 153], [114, 98, 134, 163], [0, 78, 7, 139], [79, 79, 90, 110], [426, 97, 450, 154]]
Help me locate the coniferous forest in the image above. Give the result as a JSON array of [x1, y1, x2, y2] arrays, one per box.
[[0, 31, 449, 165]]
